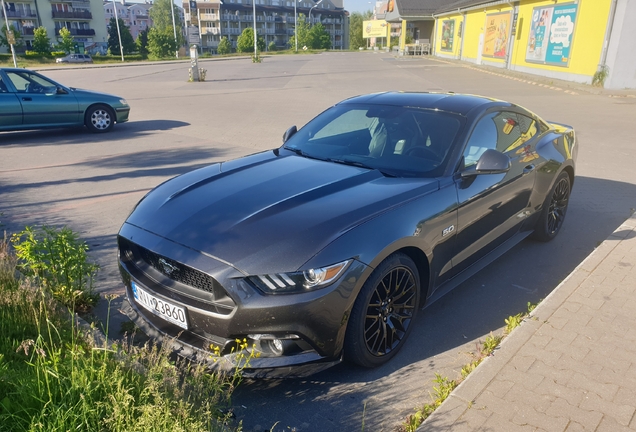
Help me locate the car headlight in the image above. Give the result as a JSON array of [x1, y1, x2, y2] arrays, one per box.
[[247, 260, 351, 294], [119, 99, 128, 106]]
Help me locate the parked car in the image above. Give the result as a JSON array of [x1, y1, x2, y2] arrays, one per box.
[[118, 92, 576, 377], [56, 53, 93, 64], [0, 68, 129, 133]]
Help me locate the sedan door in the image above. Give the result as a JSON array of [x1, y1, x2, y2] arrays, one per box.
[[4, 70, 80, 127], [452, 110, 538, 273], [0, 74, 23, 129]]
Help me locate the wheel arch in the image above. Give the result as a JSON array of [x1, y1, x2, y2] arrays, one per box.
[[84, 102, 116, 122]]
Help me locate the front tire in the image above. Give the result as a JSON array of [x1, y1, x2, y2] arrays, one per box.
[[532, 171, 571, 242], [344, 253, 420, 368], [85, 104, 115, 133]]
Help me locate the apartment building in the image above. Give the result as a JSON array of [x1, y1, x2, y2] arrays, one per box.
[[103, 0, 152, 40], [184, 0, 348, 53], [1, 0, 108, 53]]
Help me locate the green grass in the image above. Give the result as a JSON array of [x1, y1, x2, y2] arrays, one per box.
[[0, 231, 248, 432]]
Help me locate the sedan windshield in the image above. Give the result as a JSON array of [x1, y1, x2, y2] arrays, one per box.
[[283, 103, 462, 177]]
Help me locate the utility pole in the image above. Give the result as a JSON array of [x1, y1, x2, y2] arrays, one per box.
[[1, 0, 18, 66], [252, 0, 257, 58], [171, 0, 178, 57], [111, 0, 125, 61]]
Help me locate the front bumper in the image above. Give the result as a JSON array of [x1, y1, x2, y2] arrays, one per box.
[[118, 223, 368, 377], [115, 107, 130, 123]]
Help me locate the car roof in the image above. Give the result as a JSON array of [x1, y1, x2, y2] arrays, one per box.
[[339, 92, 509, 116]]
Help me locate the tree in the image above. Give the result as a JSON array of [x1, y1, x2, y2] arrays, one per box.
[[56, 27, 75, 54], [236, 28, 265, 53], [149, 0, 184, 47], [0, 24, 24, 50], [147, 27, 177, 58], [107, 17, 136, 55], [32, 27, 51, 54], [349, 11, 373, 50], [295, 16, 331, 50], [136, 28, 149, 58], [309, 23, 331, 49], [217, 37, 231, 55]]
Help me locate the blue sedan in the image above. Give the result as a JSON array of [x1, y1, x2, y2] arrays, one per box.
[[0, 68, 129, 133]]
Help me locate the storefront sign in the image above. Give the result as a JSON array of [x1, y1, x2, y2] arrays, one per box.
[[483, 11, 511, 59], [525, 3, 578, 67], [440, 20, 454, 51]]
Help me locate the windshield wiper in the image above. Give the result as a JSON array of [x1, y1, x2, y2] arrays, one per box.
[[327, 158, 397, 177]]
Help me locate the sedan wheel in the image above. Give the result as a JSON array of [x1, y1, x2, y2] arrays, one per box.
[[85, 104, 114, 133], [533, 172, 571, 242], [345, 253, 420, 368]]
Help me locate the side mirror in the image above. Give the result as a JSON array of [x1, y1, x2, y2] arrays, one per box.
[[282, 125, 297, 143], [56, 86, 68, 95], [461, 149, 511, 178]]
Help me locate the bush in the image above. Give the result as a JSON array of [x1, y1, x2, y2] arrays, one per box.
[[11, 226, 99, 313], [268, 41, 276, 52]]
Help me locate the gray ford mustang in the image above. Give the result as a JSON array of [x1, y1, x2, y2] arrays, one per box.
[[118, 92, 576, 377]]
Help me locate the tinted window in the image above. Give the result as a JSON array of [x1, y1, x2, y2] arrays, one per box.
[[284, 104, 462, 178]]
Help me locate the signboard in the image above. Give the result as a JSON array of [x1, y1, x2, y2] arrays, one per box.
[[363, 20, 387, 38], [6, 30, 15, 45], [482, 11, 511, 58], [440, 20, 454, 52], [526, 2, 578, 67], [189, 0, 196, 10], [188, 26, 200, 44]]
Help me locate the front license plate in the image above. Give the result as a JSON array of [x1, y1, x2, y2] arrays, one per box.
[[131, 281, 188, 330]]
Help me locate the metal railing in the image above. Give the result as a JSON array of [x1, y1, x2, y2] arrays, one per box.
[[51, 10, 92, 19]]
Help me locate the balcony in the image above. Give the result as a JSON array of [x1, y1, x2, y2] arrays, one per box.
[[223, 27, 241, 35], [201, 27, 220, 35], [52, 10, 93, 19], [22, 27, 35, 36], [2, 10, 38, 18], [199, 13, 218, 20], [55, 28, 95, 36]]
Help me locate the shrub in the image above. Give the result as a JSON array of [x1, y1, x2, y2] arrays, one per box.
[[11, 226, 99, 312]]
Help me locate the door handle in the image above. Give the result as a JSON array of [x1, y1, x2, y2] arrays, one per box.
[[22, 97, 32, 101], [523, 164, 535, 173]]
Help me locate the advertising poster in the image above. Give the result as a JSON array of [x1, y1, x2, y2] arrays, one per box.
[[482, 12, 512, 58], [526, 3, 578, 66], [363, 20, 387, 38], [440, 20, 454, 51]]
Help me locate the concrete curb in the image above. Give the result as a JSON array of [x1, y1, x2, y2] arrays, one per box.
[[418, 211, 636, 431]]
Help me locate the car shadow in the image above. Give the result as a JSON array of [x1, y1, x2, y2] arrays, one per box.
[[0, 120, 189, 147], [230, 175, 636, 432]]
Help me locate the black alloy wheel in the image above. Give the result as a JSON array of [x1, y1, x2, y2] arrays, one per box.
[[533, 171, 571, 242], [345, 253, 420, 368]]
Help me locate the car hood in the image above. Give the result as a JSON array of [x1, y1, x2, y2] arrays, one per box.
[[124, 151, 439, 275], [70, 88, 122, 100]]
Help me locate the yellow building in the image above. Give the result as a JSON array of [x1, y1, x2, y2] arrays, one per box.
[[382, 0, 635, 89]]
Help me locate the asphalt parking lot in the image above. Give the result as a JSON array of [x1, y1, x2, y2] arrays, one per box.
[[2, 52, 636, 431]]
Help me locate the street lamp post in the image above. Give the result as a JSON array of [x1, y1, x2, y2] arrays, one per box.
[[294, 0, 297, 52], [252, 0, 257, 58], [308, 0, 322, 26], [170, 0, 178, 58]]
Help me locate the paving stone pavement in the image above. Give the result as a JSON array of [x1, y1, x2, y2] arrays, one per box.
[[420, 211, 636, 432]]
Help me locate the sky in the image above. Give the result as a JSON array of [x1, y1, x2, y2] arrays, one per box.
[[344, 0, 375, 14]]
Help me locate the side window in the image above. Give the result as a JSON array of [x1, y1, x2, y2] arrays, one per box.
[[491, 112, 522, 152], [6, 71, 56, 94], [463, 113, 498, 167], [0, 77, 8, 93]]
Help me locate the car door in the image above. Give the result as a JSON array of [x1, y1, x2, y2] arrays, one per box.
[[0, 73, 23, 129], [452, 110, 538, 272], [5, 70, 80, 127]]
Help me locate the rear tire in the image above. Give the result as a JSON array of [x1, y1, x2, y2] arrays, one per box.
[[85, 104, 115, 133], [344, 253, 420, 368], [532, 171, 571, 242]]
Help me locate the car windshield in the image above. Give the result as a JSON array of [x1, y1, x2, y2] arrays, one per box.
[[283, 103, 463, 178]]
